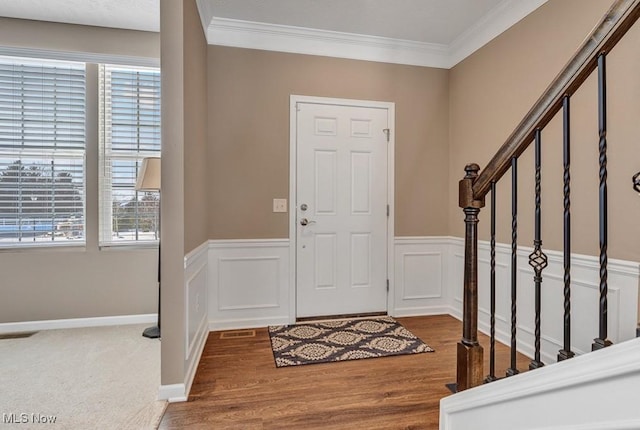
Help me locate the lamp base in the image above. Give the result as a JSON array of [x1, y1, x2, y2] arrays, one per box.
[[142, 325, 160, 339]]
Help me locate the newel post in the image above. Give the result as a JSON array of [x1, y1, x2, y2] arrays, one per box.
[[456, 163, 485, 391]]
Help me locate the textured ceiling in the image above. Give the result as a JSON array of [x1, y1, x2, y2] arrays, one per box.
[[0, 0, 546, 67], [208, 0, 505, 45], [0, 0, 517, 46], [0, 0, 160, 32]]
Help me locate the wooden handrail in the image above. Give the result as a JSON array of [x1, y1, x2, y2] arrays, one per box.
[[472, 0, 640, 200]]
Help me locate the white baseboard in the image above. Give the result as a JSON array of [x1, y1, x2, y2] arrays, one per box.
[[158, 383, 187, 403], [0, 313, 156, 335], [184, 317, 209, 399], [393, 305, 454, 318], [209, 315, 290, 331]]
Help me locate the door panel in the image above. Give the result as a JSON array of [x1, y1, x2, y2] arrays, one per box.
[[296, 102, 388, 318]]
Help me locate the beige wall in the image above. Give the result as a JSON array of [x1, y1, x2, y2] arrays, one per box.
[[183, 0, 209, 253], [160, 0, 186, 387], [449, 0, 640, 262], [0, 20, 160, 324], [0, 250, 158, 322], [159, 0, 209, 387], [207, 46, 450, 239], [0, 17, 159, 60]]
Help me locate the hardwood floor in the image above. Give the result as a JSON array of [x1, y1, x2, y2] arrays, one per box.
[[159, 315, 530, 429]]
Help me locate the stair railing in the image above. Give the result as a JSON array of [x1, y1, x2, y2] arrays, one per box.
[[457, 0, 640, 391]]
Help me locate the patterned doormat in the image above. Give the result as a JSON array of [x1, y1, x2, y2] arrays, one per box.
[[268, 316, 434, 367]]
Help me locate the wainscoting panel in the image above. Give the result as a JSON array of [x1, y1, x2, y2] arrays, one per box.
[[201, 236, 637, 365], [183, 241, 210, 399], [393, 237, 451, 316], [449, 237, 639, 364], [208, 239, 290, 330]]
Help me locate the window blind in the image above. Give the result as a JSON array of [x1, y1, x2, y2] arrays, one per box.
[[99, 65, 161, 245], [0, 56, 85, 246]]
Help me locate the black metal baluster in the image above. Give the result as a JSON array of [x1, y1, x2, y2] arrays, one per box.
[[529, 129, 547, 370], [558, 95, 575, 362], [593, 52, 612, 351], [485, 181, 498, 383], [506, 157, 519, 377]]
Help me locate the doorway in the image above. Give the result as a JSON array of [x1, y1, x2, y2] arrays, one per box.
[[289, 96, 395, 319]]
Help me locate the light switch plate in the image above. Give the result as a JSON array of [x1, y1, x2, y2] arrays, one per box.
[[273, 198, 287, 213]]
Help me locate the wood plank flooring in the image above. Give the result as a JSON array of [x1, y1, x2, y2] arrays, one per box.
[[159, 315, 530, 429]]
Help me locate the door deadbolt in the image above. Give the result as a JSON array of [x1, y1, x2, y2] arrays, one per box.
[[300, 203, 308, 211]]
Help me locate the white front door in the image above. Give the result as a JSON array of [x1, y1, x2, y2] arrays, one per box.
[[295, 101, 389, 318]]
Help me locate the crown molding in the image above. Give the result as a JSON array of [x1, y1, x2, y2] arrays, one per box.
[[448, 0, 549, 66], [195, 0, 215, 39], [201, 0, 548, 69], [206, 17, 450, 69]]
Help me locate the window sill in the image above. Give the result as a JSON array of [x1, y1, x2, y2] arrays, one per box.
[[99, 241, 159, 251]]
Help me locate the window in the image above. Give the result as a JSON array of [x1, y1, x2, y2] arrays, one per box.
[[99, 65, 161, 245], [0, 56, 86, 247]]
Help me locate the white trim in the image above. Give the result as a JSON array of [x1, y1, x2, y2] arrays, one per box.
[[393, 236, 452, 318], [195, 0, 215, 39], [202, 1, 548, 68], [207, 17, 449, 69], [0, 313, 156, 335], [448, 0, 548, 66], [184, 261, 208, 358], [182, 240, 210, 402], [208, 239, 290, 328], [289, 95, 395, 321], [393, 305, 454, 318], [448, 237, 639, 364], [183, 316, 208, 399], [386, 105, 396, 317], [209, 316, 291, 331], [289, 100, 298, 325], [208, 238, 289, 249], [395, 236, 458, 246], [440, 337, 640, 429], [157, 384, 187, 403], [184, 240, 210, 268], [0, 46, 159, 67]]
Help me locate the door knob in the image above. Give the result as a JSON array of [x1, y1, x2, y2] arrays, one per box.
[[300, 218, 316, 226]]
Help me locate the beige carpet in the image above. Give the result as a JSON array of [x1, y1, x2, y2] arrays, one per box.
[[0, 324, 166, 429]]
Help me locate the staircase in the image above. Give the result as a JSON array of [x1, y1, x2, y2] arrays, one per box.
[[443, 0, 640, 427]]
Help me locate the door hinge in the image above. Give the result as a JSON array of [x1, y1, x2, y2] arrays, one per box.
[[386, 279, 390, 292], [387, 204, 390, 217], [383, 128, 390, 142]]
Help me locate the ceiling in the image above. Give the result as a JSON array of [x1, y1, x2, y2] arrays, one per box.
[[208, 0, 505, 46], [0, 0, 548, 68]]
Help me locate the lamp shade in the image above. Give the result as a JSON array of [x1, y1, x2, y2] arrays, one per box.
[[135, 157, 161, 191]]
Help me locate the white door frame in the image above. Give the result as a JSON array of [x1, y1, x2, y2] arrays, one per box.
[[288, 95, 395, 323]]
